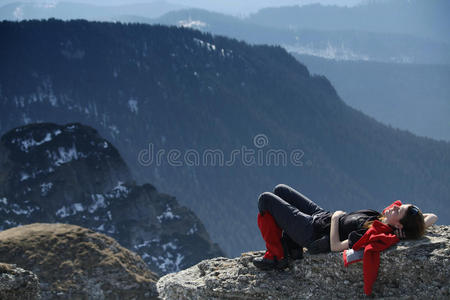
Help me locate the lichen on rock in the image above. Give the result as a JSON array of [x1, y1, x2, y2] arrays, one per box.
[[157, 225, 450, 299]]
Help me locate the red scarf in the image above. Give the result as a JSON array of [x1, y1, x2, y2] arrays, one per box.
[[345, 220, 400, 295], [343, 200, 402, 295]]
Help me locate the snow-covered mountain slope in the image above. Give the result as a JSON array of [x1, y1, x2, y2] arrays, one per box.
[[0, 122, 223, 275], [1, 20, 449, 258]]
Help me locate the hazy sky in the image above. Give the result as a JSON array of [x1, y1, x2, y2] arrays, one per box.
[[168, 0, 364, 15], [0, 0, 364, 15]]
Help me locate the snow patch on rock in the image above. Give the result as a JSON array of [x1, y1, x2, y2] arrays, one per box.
[[88, 194, 107, 213], [55, 203, 85, 218], [40, 182, 53, 196], [157, 204, 180, 223], [128, 98, 139, 114]]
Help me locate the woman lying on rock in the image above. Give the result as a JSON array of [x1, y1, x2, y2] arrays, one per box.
[[253, 184, 438, 270]]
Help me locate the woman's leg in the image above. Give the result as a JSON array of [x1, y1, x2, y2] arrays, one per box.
[[273, 184, 326, 216], [258, 192, 315, 247]]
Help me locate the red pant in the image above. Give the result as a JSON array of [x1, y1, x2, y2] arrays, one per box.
[[257, 212, 284, 259]]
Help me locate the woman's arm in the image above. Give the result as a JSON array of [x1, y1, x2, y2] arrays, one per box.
[[423, 213, 438, 228], [330, 211, 349, 252]]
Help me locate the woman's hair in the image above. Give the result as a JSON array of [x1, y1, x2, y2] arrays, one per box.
[[363, 215, 386, 230], [399, 206, 425, 239], [363, 206, 425, 239]]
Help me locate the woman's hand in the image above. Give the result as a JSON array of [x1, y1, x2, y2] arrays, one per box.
[[424, 213, 438, 228], [394, 228, 406, 239]]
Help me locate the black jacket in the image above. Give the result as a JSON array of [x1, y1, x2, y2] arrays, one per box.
[[308, 209, 381, 253]]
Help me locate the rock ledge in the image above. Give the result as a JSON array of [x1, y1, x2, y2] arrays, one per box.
[[157, 225, 450, 299]]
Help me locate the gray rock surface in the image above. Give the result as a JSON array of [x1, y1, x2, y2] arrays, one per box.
[[157, 225, 450, 299], [0, 262, 40, 300]]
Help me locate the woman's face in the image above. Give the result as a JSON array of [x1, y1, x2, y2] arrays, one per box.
[[384, 204, 412, 228]]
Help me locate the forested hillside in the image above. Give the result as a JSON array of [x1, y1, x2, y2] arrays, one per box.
[[1, 19, 448, 256]]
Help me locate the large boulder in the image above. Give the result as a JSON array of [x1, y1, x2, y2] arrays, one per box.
[[0, 223, 158, 299], [157, 225, 450, 299], [0, 262, 40, 300]]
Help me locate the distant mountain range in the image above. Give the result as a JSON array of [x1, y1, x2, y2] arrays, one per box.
[[0, 1, 186, 20], [247, 0, 450, 44], [0, 0, 364, 17], [0, 20, 449, 257], [2, 1, 448, 65], [151, 8, 450, 65], [147, 8, 450, 141], [293, 54, 450, 141], [0, 122, 223, 274]]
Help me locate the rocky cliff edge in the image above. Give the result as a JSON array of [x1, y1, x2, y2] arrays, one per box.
[[157, 225, 450, 299]]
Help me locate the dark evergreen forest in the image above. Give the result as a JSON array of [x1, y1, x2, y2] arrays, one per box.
[[0, 19, 448, 256]]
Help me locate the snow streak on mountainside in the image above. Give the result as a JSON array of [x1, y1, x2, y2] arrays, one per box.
[[0, 122, 223, 274]]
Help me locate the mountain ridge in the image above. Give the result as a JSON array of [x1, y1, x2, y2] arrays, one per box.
[[0, 122, 223, 274], [0, 19, 448, 257], [247, 0, 450, 44]]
